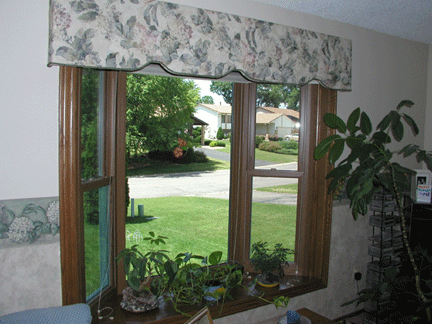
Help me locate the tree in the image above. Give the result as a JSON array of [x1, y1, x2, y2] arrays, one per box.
[[81, 69, 101, 224], [210, 81, 300, 110], [200, 95, 214, 104], [126, 75, 200, 157], [217, 127, 224, 140]]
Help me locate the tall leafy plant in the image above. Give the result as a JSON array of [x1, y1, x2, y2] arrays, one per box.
[[314, 100, 432, 320]]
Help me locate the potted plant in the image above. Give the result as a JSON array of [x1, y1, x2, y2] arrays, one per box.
[[314, 100, 432, 322], [250, 241, 294, 288], [116, 232, 170, 312], [160, 250, 244, 315]]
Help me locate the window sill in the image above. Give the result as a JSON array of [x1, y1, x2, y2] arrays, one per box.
[[91, 275, 326, 324]]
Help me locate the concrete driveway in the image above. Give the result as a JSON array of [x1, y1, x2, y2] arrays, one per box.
[[128, 147, 298, 205]]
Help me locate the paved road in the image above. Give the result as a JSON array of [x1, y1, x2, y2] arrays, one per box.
[[195, 146, 275, 167], [128, 147, 298, 205]]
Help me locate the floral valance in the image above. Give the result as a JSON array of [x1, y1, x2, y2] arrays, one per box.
[[48, 0, 352, 90]]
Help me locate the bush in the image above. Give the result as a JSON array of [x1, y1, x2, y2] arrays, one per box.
[[217, 127, 224, 140], [255, 136, 264, 148], [209, 141, 226, 147], [268, 135, 283, 141], [258, 141, 282, 153], [204, 139, 212, 145], [280, 140, 299, 150]]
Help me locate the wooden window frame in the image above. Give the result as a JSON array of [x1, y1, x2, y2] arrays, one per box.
[[59, 67, 335, 320], [59, 67, 126, 305]]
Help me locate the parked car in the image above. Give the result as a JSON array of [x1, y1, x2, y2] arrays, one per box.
[[284, 133, 299, 141]]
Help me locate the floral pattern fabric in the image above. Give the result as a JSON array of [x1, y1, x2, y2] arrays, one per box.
[[48, 0, 352, 90]]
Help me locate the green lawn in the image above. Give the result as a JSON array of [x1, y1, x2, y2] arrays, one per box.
[[85, 196, 297, 295], [215, 140, 298, 164], [256, 184, 298, 194], [127, 157, 230, 176]]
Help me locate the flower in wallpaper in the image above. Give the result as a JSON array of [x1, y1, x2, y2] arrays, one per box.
[[47, 200, 60, 227], [8, 216, 37, 244], [0, 200, 60, 245]]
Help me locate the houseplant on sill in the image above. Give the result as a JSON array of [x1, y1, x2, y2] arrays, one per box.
[[250, 241, 294, 288], [116, 232, 170, 312], [314, 100, 432, 322], [160, 250, 244, 316]]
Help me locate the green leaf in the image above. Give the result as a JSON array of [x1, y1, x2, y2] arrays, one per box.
[[377, 113, 391, 131], [314, 134, 342, 160], [371, 131, 391, 144], [401, 113, 419, 136], [328, 139, 345, 164], [208, 251, 223, 265], [396, 100, 414, 111], [346, 108, 360, 133], [360, 112, 372, 135], [399, 144, 419, 157], [324, 113, 347, 133], [391, 119, 404, 142]]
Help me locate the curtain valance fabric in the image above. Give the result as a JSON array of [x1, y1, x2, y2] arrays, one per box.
[[48, 0, 352, 90]]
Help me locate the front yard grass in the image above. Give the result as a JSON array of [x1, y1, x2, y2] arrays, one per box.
[[255, 184, 298, 194], [215, 140, 298, 164], [85, 196, 297, 295], [127, 157, 230, 176]]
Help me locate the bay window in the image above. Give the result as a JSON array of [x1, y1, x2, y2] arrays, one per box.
[[59, 66, 335, 321]]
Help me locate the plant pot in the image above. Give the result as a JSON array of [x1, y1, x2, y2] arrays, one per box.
[[203, 281, 226, 302], [120, 287, 159, 313], [256, 273, 280, 288]]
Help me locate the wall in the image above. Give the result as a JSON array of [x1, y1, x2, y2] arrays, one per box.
[[0, 0, 61, 315], [0, 0, 430, 319]]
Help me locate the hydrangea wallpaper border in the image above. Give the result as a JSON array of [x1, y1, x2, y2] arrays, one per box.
[[48, 0, 352, 90], [0, 197, 59, 248]]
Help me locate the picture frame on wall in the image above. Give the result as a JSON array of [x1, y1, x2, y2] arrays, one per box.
[[411, 169, 432, 203]]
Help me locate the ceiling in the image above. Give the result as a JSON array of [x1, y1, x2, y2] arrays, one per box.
[[253, 0, 432, 44]]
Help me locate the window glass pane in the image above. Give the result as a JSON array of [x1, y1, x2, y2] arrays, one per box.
[[126, 76, 230, 261], [84, 185, 110, 300], [254, 84, 300, 171], [81, 69, 104, 180], [250, 177, 297, 262]]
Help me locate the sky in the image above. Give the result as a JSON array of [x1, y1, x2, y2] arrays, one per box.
[[192, 79, 228, 105]]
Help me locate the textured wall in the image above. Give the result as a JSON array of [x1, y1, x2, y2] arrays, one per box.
[[0, 197, 61, 316]]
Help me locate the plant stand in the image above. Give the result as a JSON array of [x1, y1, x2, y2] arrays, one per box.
[[364, 190, 402, 324]]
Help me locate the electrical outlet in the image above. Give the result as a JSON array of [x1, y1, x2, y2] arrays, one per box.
[[354, 272, 362, 281]]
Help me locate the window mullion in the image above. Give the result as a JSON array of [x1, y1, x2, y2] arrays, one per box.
[[229, 83, 256, 268]]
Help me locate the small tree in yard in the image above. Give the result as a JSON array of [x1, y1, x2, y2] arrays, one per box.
[[217, 127, 224, 140]]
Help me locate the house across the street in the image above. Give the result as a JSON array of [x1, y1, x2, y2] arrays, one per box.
[[194, 103, 300, 139]]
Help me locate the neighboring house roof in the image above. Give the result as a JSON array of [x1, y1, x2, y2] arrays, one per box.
[[258, 106, 300, 119], [256, 113, 284, 124], [191, 115, 209, 125], [198, 104, 232, 114]]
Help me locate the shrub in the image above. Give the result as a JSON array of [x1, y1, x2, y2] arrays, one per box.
[[204, 140, 212, 145], [255, 136, 264, 148], [268, 135, 283, 141], [209, 141, 226, 147], [258, 141, 282, 153], [217, 127, 224, 140], [280, 140, 299, 150]]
